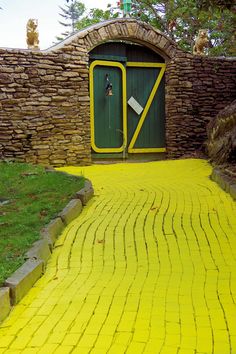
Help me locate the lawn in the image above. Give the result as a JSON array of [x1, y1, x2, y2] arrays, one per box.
[[0, 161, 84, 286]]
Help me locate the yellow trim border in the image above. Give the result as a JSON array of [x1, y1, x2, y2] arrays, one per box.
[[89, 60, 127, 153], [126, 62, 166, 68], [130, 148, 166, 153]]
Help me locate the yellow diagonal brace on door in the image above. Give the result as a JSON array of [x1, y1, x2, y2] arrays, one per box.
[[127, 63, 166, 153]]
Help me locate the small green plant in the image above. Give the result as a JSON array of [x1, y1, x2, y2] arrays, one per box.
[[0, 162, 84, 285]]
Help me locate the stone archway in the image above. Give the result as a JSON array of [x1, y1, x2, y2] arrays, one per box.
[[50, 19, 181, 160], [51, 19, 181, 61]]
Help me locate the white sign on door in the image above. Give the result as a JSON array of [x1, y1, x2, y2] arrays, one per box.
[[128, 96, 144, 115]]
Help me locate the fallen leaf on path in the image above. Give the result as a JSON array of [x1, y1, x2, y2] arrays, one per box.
[[97, 239, 105, 244], [150, 207, 160, 211]]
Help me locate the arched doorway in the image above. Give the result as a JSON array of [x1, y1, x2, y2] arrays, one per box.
[[89, 41, 166, 159]]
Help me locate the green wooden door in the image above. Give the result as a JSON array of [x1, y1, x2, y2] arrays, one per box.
[[126, 63, 165, 153], [90, 50, 165, 155], [90, 61, 127, 153]]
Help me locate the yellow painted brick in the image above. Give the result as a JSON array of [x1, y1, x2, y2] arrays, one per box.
[[93, 335, 113, 349], [166, 322, 180, 335], [144, 339, 164, 353], [180, 336, 197, 350], [99, 323, 117, 336], [126, 341, 146, 353], [165, 334, 180, 347], [196, 335, 213, 353], [149, 324, 165, 340], [231, 335, 236, 349], [37, 343, 58, 353], [7, 318, 30, 335], [78, 334, 97, 347], [108, 343, 127, 353], [113, 332, 131, 345], [47, 331, 65, 344], [62, 333, 80, 346], [118, 312, 136, 332], [9, 334, 32, 350], [72, 347, 91, 354], [27, 333, 49, 348], [159, 345, 178, 354], [0, 160, 236, 353], [85, 321, 104, 335], [53, 345, 74, 354], [0, 335, 14, 348], [21, 349, 41, 354], [213, 329, 230, 343], [178, 349, 195, 354], [213, 342, 231, 354], [133, 330, 149, 343], [165, 311, 180, 322]]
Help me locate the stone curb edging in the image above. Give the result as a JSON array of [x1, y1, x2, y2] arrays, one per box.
[[75, 180, 94, 206], [0, 288, 11, 323], [5, 260, 44, 306], [0, 178, 94, 323], [210, 168, 236, 200], [59, 199, 83, 226]]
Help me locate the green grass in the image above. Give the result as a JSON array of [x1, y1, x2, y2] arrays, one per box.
[[0, 161, 85, 286]]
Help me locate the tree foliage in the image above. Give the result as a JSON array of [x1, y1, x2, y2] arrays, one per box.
[[57, 0, 86, 39], [196, 0, 236, 11], [76, 6, 119, 31], [57, 0, 235, 56], [58, 1, 119, 40], [130, 0, 236, 56]]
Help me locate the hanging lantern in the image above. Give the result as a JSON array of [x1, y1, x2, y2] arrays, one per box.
[[105, 74, 113, 96]]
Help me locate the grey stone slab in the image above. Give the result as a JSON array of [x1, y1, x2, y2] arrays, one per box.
[[0, 287, 11, 323], [218, 173, 226, 190], [40, 217, 64, 247], [210, 168, 220, 183], [212, 168, 236, 193], [25, 239, 51, 267], [230, 184, 236, 200], [223, 176, 232, 192], [59, 199, 83, 225], [4, 260, 43, 305], [211, 169, 227, 190], [75, 179, 94, 206]]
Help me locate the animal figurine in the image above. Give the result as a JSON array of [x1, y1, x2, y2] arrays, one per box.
[[193, 29, 209, 55], [26, 19, 40, 50]]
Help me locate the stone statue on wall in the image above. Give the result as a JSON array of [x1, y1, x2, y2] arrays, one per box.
[[193, 29, 209, 55], [26, 19, 40, 50]]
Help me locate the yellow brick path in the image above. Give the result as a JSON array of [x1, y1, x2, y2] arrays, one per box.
[[0, 159, 236, 354]]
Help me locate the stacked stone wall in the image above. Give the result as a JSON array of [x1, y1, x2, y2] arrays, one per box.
[[0, 47, 91, 166], [0, 19, 236, 165], [166, 54, 236, 157]]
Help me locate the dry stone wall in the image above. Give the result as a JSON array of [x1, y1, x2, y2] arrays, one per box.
[[166, 54, 236, 157], [0, 19, 236, 165], [0, 47, 91, 166]]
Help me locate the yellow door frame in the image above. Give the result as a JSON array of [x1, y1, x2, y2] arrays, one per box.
[[89, 60, 127, 153], [90, 60, 166, 154]]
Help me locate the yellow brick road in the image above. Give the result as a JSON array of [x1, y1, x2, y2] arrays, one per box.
[[0, 159, 236, 354]]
